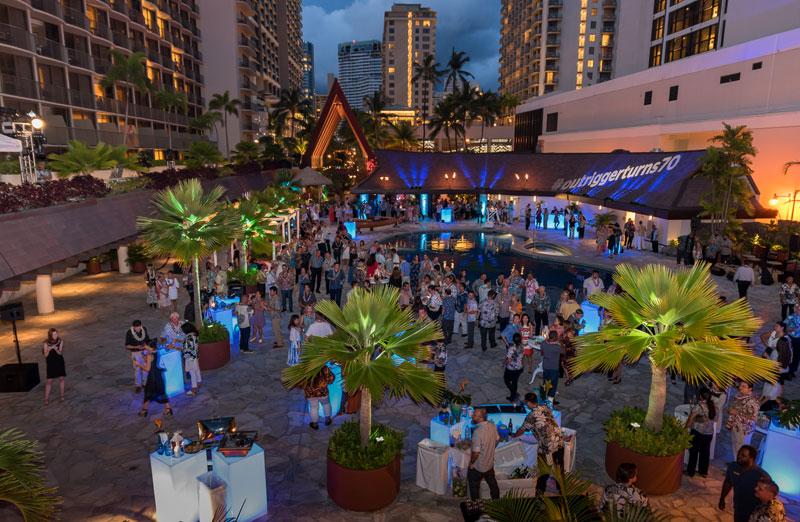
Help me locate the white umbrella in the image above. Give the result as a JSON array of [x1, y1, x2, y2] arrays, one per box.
[[292, 166, 333, 187]]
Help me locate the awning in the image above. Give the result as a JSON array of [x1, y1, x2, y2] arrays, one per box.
[[292, 166, 333, 187], [0, 134, 23, 153]]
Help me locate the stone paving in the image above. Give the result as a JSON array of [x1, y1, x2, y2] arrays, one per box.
[[0, 218, 797, 522]]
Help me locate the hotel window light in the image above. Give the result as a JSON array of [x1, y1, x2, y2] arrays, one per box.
[[576, 74, 583, 85], [587, 59, 594, 67], [577, 61, 583, 72], [581, 0, 587, 7], [580, 23, 586, 34], [602, 34, 611, 46], [581, 10, 587, 21], [578, 48, 584, 59], [590, 34, 596, 42], [591, 7, 597, 15], [579, 36, 585, 47]]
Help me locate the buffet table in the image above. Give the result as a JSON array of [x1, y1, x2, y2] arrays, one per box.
[[429, 404, 561, 447]]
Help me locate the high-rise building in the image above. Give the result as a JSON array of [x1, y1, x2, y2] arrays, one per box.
[[337, 40, 382, 110], [301, 41, 315, 101], [198, 0, 302, 146], [382, 3, 437, 112], [499, 0, 619, 103], [0, 0, 206, 155]]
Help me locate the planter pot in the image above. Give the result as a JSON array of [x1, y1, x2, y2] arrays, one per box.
[[605, 441, 682, 495], [131, 261, 147, 273], [198, 338, 230, 371], [450, 403, 463, 422], [245, 284, 258, 296], [110, 260, 120, 271], [85, 261, 101, 274], [327, 452, 401, 511]]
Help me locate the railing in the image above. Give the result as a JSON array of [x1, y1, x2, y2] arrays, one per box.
[[131, 40, 146, 53], [603, 0, 616, 6], [39, 83, 70, 104], [549, 0, 562, 5], [31, 0, 62, 17], [547, 24, 560, 32], [129, 10, 145, 26], [95, 96, 120, 113], [147, 49, 160, 63], [546, 38, 560, 45], [112, 31, 129, 48], [69, 88, 96, 109], [93, 56, 111, 75], [239, 79, 255, 91], [63, 6, 90, 31], [548, 12, 561, 19], [603, 24, 616, 32], [90, 23, 110, 39], [545, 51, 560, 58], [1, 74, 38, 98], [111, 0, 127, 16], [67, 47, 94, 70], [35, 36, 66, 60], [0, 23, 35, 52], [132, 104, 151, 119], [602, 11, 616, 20]]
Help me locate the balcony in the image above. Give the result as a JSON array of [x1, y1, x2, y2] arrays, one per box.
[[239, 79, 256, 92], [549, 0, 562, 5], [67, 48, 93, 70], [601, 50, 614, 59], [603, 24, 616, 33], [69, 88, 96, 109], [544, 75, 558, 85], [111, 0, 127, 16], [147, 49, 160, 63], [131, 40, 146, 53], [241, 120, 259, 132], [0, 23, 35, 52], [35, 37, 66, 60], [600, 61, 613, 72], [30, 0, 62, 17], [545, 50, 559, 58], [545, 63, 558, 71], [95, 96, 120, 113], [93, 56, 111, 74], [602, 10, 616, 20], [547, 23, 560, 33], [132, 104, 151, 119], [546, 38, 560, 46], [129, 10, 146, 26], [548, 11, 561, 19], [112, 31, 129, 48], [603, 0, 616, 5], [601, 36, 615, 46], [191, 26, 200, 38], [39, 83, 70, 105], [90, 23, 111, 40], [1, 73, 37, 99], [63, 6, 90, 31]]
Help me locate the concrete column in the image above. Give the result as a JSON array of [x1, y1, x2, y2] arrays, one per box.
[[35, 274, 54, 315], [117, 246, 130, 274], [296, 209, 301, 239]]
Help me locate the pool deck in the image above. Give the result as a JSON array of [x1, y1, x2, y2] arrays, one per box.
[[0, 217, 796, 521]]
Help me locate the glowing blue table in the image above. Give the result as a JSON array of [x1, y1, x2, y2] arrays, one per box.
[[212, 443, 267, 522], [157, 348, 185, 398], [307, 363, 343, 418], [759, 418, 800, 501], [150, 449, 208, 522], [441, 208, 453, 223], [209, 306, 237, 343], [429, 404, 561, 446]]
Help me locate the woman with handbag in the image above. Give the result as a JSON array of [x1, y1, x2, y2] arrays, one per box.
[[303, 365, 335, 430]]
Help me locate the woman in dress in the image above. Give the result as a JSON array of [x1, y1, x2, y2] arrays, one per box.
[[156, 273, 171, 317], [288, 314, 302, 366], [43, 328, 66, 405], [389, 267, 403, 289], [596, 224, 608, 256], [180, 322, 201, 396], [519, 313, 534, 373], [135, 344, 172, 417], [409, 254, 421, 291], [561, 329, 577, 386], [251, 291, 267, 344]]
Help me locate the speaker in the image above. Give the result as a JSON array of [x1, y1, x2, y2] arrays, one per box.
[[0, 363, 40, 392], [0, 302, 23, 322], [710, 266, 726, 277], [791, 234, 800, 252]]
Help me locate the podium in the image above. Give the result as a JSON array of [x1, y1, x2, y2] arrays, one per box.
[[150, 450, 208, 522], [212, 444, 268, 522]]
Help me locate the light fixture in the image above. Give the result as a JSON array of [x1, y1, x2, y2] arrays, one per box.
[[524, 173, 529, 180], [514, 173, 520, 180], [770, 193, 779, 206], [598, 205, 603, 210], [31, 117, 44, 130]]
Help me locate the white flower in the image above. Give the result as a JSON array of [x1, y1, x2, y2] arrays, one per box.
[[630, 422, 641, 428], [376, 436, 385, 442]]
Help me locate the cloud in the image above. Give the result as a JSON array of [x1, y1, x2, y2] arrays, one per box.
[[303, 0, 500, 95]]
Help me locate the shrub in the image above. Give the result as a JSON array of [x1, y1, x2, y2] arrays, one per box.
[[328, 420, 405, 470], [604, 407, 691, 457], [0, 159, 20, 174], [0, 176, 108, 214], [126, 244, 149, 264], [199, 320, 229, 344]]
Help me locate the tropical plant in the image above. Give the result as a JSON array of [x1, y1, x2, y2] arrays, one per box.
[[230, 141, 261, 165], [0, 428, 62, 522], [499, 92, 521, 125], [125, 243, 149, 264], [429, 97, 463, 152], [274, 88, 309, 141], [697, 123, 757, 236], [473, 90, 501, 145], [775, 397, 800, 429], [47, 140, 144, 178], [137, 179, 239, 329], [363, 90, 389, 149], [231, 196, 282, 261], [444, 48, 474, 93], [388, 121, 419, 151], [100, 50, 149, 145], [281, 286, 444, 449], [571, 263, 777, 432], [604, 407, 691, 456], [328, 420, 406, 470], [152, 89, 188, 152], [199, 320, 229, 344], [189, 111, 223, 141], [184, 141, 225, 169], [452, 82, 477, 150], [411, 54, 445, 148], [591, 210, 618, 228], [783, 161, 800, 221], [208, 91, 242, 158]]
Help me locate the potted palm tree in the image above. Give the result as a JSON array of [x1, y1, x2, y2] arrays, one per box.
[[0, 428, 62, 520], [126, 244, 149, 273], [571, 263, 777, 495], [281, 286, 444, 511]]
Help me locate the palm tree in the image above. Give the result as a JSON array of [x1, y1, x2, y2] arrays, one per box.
[[783, 161, 800, 222], [184, 141, 225, 169], [137, 179, 238, 329], [428, 97, 462, 152], [151, 89, 188, 152], [232, 196, 281, 262], [452, 82, 476, 151], [571, 263, 777, 431], [208, 91, 242, 158], [363, 90, 389, 149], [389, 121, 419, 151], [47, 141, 144, 177], [188, 110, 223, 141], [445, 48, 474, 93], [282, 286, 444, 448], [100, 50, 149, 145], [473, 90, 501, 145], [274, 88, 309, 140], [412, 54, 445, 149], [231, 140, 260, 165], [498, 92, 521, 126], [0, 428, 62, 522]]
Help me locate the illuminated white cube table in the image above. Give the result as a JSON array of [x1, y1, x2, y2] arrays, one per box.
[[158, 348, 185, 398], [150, 449, 208, 522], [212, 443, 267, 522], [759, 419, 800, 501]]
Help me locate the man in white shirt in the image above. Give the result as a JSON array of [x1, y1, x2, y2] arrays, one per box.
[[166, 271, 180, 313], [583, 270, 605, 298], [468, 407, 500, 500], [733, 263, 756, 299], [306, 313, 334, 339]]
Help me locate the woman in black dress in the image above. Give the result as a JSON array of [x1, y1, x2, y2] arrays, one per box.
[[134, 343, 172, 417], [43, 328, 66, 405]]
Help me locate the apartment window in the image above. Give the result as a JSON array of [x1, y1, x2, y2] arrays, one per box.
[[579, 23, 586, 34], [577, 61, 583, 72], [649, 44, 662, 67], [389, 59, 394, 64], [651, 16, 664, 41], [587, 72, 593, 79], [587, 59, 594, 67], [588, 47, 595, 54], [601, 34, 611, 46], [693, 24, 718, 53], [576, 73, 583, 86], [423, 20, 430, 26], [546, 112, 558, 132], [581, 0, 587, 6], [580, 10, 587, 21], [720, 72, 740, 84], [589, 34, 596, 42], [578, 48, 584, 59], [668, 85, 679, 101], [389, 82, 394, 88], [752, 61, 762, 70], [666, 35, 688, 61], [578, 36, 585, 47], [644, 90, 652, 105], [388, 27, 394, 33], [422, 28, 430, 33], [422, 44, 429, 49], [591, 8, 597, 16], [653, 0, 666, 13], [590, 21, 596, 29], [388, 67, 395, 73]]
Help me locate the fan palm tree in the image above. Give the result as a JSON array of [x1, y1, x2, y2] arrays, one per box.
[[184, 141, 224, 169], [389, 121, 419, 151], [363, 90, 389, 149], [209, 91, 242, 158], [188, 110, 223, 141], [47, 140, 144, 177], [445, 48, 474, 93], [151, 89, 188, 152], [571, 263, 777, 431], [100, 50, 149, 145], [282, 286, 444, 448], [473, 90, 501, 145], [274, 88, 309, 140], [0, 428, 62, 522], [412, 54, 445, 149], [591, 210, 619, 229], [137, 179, 238, 329], [231, 140, 260, 165], [231, 196, 281, 262]]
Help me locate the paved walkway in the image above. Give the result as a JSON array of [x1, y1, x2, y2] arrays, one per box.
[[0, 218, 796, 521]]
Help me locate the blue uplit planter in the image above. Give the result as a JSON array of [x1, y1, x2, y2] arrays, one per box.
[[760, 418, 800, 501]]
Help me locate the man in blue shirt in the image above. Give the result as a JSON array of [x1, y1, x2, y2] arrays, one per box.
[[400, 256, 411, 284], [440, 289, 457, 345], [327, 262, 345, 306], [501, 314, 521, 348]]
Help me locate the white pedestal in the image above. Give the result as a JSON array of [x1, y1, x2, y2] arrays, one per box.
[[416, 438, 449, 494], [118, 246, 130, 274], [35, 274, 54, 315], [212, 443, 268, 522], [150, 450, 208, 522], [158, 348, 185, 398]]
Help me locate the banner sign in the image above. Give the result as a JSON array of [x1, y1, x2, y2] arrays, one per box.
[[552, 154, 684, 192]]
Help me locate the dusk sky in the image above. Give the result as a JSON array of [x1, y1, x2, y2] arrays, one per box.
[[303, 0, 501, 95]]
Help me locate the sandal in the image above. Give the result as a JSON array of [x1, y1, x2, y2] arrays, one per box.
[[138, 408, 148, 417]]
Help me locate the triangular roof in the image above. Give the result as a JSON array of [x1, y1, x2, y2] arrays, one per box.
[[301, 78, 375, 170], [292, 166, 332, 186]]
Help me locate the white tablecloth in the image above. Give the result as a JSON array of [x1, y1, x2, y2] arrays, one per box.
[[416, 438, 450, 494]]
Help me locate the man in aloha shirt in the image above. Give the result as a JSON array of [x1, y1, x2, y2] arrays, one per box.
[[599, 463, 649, 517], [477, 290, 499, 351], [511, 392, 565, 494], [748, 478, 786, 522]]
